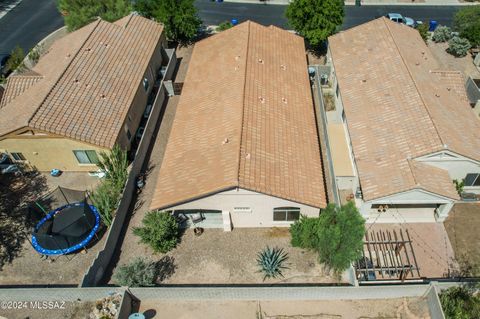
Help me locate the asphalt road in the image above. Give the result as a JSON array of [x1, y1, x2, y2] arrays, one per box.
[[195, 0, 461, 30], [0, 0, 63, 55], [0, 0, 462, 56]]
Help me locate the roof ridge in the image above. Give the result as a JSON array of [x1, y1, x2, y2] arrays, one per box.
[[236, 21, 251, 187], [28, 19, 102, 126]]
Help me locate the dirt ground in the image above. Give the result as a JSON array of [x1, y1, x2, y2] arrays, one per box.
[[428, 41, 480, 79], [0, 301, 94, 319], [0, 170, 104, 286], [444, 203, 480, 276], [114, 227, 343, 285], [139, 297, 431, 319]]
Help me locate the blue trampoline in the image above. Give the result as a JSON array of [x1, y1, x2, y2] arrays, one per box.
[[31, 201, 100, 255]]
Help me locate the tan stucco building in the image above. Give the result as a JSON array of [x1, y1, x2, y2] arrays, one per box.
[[150, 21, 327, 229], [0, 14, 166, 171]]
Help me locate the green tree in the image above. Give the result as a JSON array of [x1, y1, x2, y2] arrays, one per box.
[[439, 285, 480, 319], [134, 0, 202, 43], [133, 211, 180, 253], [453, 6, 480, 47], [286, 0, 344, 49], [216, 21, 233, 32], [97, 145, 128, 190], [417, 23, 429, 43], [113, 257, 157, 287], [58, 0, 132, 31], [6, 46, 25, 73], [290, 202, 365, 274]]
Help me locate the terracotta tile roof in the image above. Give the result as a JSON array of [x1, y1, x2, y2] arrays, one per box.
[[151, 21, 326, 210], [0, 73, 43, 108], [328, 17, 474, 201], [409, 160, 459, 199], [0, 15, 163, 147], [432, 71, 469, 103]]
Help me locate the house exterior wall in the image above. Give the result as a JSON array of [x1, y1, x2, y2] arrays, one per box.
[[358, 189, 454, 223], [0, 136, 108, 171], [165, 188, 321, 228], [116, 38, 166, 150]]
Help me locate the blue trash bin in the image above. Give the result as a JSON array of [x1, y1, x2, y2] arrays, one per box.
[[231, 19, 238, 26], [429, 20, 438, 32]]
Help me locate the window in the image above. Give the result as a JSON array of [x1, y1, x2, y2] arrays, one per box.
[[273, 207, 300, 222], [465, 173, 480, 187], [73, 150, 99, 164], [126, 129, 132, 141], [336, 83, 340, 98], [234, 207, 252, 213], [143, 77, 149, 91], [11, 152, 26, 161]]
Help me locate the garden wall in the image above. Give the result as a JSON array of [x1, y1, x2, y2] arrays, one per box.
[[80, 49, 177, 287]]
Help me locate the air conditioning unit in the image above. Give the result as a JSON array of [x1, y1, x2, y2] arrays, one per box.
[[355, 187, 363, 199]]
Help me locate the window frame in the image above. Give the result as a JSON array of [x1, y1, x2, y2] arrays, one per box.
[[273, 207, 301, 222], [465, 173, 480, 187], [73, 150, 99, 165]]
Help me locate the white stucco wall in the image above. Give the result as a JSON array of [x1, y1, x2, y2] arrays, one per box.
[[165, 188, 321, 228], [416, 151, 480, 180], [358, 189, 454, 223]]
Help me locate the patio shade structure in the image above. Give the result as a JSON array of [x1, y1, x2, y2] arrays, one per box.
[[355, 228, 421, 282]]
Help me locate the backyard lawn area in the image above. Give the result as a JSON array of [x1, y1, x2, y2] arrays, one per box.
[[444, 203, 480, 276]]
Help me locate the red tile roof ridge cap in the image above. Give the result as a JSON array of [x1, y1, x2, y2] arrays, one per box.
[[235, 20, 252, 187], [27, 19, 102, 127]]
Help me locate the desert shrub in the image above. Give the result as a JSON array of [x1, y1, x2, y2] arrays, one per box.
[[90, 180, 121, 227], [6, 45, 25, 72], [447, 37, 472, 57], [417, 23, 429, 43], [290, 215, 320, 249], [113, 257, 157, 287], [323, 93, 335, 111], [439, 285, 480, 319], [290, 202, 365, 274], [257, 246, 289, 281], [216, 21, 233, 32], [90, 145, 128, 227], [432, 25, 453, 43], [28, 45, 42, 64], [133, 210, 179, 253]]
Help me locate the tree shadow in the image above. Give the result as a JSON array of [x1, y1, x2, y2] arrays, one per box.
[[0, 171, 49, 270], [156, 255, 176, 283]]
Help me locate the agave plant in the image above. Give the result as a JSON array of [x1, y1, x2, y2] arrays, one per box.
[[256, 246, 289, 281]]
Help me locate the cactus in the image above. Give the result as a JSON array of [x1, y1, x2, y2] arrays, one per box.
[[256, 246, 289, 281]]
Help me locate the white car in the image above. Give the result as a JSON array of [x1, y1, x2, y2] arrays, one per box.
[[386, 13, 416, 28]]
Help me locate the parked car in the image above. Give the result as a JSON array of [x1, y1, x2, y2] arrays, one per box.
[[386, 13, 417, 28], [0, 54, 11, 76]]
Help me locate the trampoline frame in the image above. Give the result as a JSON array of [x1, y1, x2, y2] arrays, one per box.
[[31, 202, 100, 255]]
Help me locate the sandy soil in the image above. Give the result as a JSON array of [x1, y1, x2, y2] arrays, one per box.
[[114, 227, 343, 285], [139, 298, 431, 319], [428, 41, 480, 79], [0, 231, 106, 286], [444, 203, 480, 276]]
